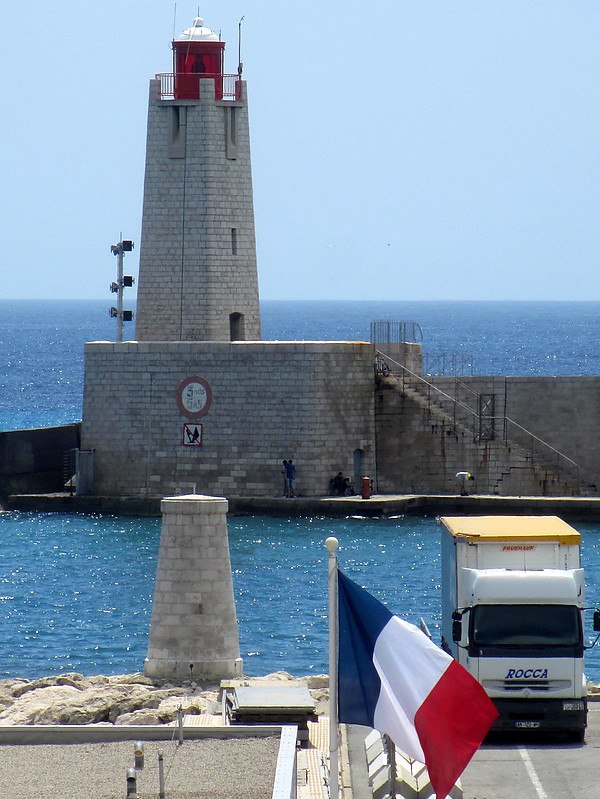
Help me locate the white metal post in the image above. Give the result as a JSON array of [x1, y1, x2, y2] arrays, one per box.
[[326, 536, 340, 799], [158, 751, 166, 799]]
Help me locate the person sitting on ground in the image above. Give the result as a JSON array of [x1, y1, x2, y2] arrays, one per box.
[[331, 471, 350, 496]]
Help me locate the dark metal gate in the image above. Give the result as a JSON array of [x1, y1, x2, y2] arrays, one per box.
[[478, 393, 495, 440]]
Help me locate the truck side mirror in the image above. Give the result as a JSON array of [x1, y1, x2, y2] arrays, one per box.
[[593, 610, 600, 632], [452, 620, 462, 642], [452, 611, 463, 643]]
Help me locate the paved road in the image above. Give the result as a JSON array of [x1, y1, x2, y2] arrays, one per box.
[[461, 704, 600, 798]]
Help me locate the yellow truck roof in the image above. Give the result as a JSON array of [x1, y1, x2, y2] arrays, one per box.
[[439, 515, 580, 545]]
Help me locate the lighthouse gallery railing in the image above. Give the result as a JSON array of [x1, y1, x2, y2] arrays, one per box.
[[156, 73, 242, 101]]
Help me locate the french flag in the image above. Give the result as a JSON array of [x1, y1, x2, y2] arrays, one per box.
[[337, 570, 498, 799]]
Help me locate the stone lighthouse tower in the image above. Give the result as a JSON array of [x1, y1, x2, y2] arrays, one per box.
[[135, 17, 261, 342]]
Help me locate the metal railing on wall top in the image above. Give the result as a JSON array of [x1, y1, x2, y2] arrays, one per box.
[[155, 73, 242, 100]]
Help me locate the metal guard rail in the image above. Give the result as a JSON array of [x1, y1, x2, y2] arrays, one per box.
[[375, 350, 582, 485], [155, 73, 242, 100]]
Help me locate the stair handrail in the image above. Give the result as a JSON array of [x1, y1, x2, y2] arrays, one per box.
[[448, 381, 580, 480], [453, 377, 480, 401], [376, 350, 480, 433], [503, 416, 580, 482], [376, 350, 583, 487]]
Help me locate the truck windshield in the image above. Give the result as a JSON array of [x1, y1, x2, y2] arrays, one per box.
[[471, 604, 581, 652]]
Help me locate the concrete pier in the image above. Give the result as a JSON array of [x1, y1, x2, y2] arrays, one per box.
[[144, 494, 242, 681], [9, 492, 600, 522]]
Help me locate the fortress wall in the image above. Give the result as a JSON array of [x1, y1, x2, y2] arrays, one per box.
[[376, 374, 600, 495], [429, 376, 600, 478], [413, 375, 600, 490], [81, 341, 375, 498], [502, 377, 600, 487], [375, 385, 502, 494], [427, 377, 508, 416], [0, 423, 80, 497], [376, 385, 446, 493]]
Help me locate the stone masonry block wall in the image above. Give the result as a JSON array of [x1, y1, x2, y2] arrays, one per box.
[[429, 377, 507, 416], [430, 376, 600, 487], [145, 494, 241, 681], [376, 375, 600, 495], [375, 384, 488, 494], [81, 341, 375, 498], [375, 381, 564, 496], [503, 377, 600, 488], [0, 423, 81, 497], [135, 79, 260, 342], [378, 343, 423, 375]]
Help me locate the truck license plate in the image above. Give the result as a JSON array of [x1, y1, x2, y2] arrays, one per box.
[[515, 721, 541, 729]]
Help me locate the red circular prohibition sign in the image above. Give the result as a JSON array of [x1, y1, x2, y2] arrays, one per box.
[[176, 375, 213, 420]]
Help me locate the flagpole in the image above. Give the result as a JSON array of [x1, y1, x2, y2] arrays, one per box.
[[326, 536, 340, 799]]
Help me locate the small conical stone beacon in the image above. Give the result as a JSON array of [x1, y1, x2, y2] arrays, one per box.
[[145, 494, 242, 680]]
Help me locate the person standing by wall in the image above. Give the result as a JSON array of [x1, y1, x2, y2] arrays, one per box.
[[285, 459, 296, 497], [282, 460, 288, 496]]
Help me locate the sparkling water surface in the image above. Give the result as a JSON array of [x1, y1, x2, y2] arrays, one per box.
[[1, 511, 599, 682], [2, 300, 600, 680], [2, 299, 600, 431]]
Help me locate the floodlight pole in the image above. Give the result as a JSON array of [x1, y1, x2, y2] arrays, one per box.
[[110, 235, 135, 342], [116, 233, 124, 342]]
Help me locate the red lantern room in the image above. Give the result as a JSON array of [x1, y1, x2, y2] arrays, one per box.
[[172, 17, 225, 100]]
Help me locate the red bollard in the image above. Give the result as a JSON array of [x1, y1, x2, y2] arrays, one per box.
[[361, 476, 372, 500]]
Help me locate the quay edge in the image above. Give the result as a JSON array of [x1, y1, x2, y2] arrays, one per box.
[[6, 492, 600, 522]]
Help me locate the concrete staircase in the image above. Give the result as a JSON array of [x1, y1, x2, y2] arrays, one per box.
[[377, 375, 585, 497]]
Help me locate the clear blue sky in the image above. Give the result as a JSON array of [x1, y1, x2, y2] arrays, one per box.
[[2, 2, 600, 301]]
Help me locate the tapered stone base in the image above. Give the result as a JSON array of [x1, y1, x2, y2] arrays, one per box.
[[144, 656, 243, 682], [145, 494, 242, 683]]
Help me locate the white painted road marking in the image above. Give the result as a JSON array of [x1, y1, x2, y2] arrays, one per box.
[[518, 748, 549, 799]]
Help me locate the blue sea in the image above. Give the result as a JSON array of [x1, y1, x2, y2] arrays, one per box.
[[2, 299, 600, 431], [2, 299, 600, 681]]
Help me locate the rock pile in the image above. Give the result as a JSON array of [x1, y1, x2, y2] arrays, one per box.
[[0, 671, 329, 726]]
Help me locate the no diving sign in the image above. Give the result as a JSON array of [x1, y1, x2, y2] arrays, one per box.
[[182, 423, 203, 447]]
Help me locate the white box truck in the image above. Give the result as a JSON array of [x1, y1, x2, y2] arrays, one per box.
[[440, 515, 599, 740]]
